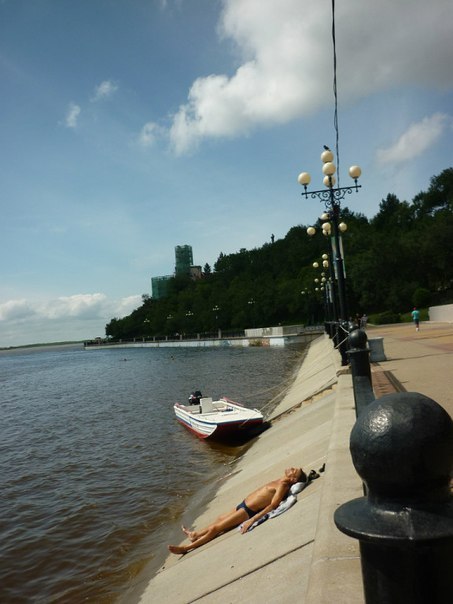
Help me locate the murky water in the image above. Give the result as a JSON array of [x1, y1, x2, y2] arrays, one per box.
[[0, 344, 304, 602]]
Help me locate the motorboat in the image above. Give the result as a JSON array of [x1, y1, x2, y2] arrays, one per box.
[[173, 395, 264, 441]]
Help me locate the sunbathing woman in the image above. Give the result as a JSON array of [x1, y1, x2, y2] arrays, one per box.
[[168, 467, 306, 554]]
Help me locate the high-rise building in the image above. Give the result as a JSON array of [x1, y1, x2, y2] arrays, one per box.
[[151, 244, 200, 300], [175, 245, 193, 275], [151, 275, 172, 300]]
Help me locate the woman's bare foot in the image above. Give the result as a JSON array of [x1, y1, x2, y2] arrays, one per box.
[[168, 544, 187, 555], [181, 525, 197, 541]]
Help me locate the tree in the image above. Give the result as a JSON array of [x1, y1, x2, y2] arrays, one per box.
[[104, 168, 453, 338]]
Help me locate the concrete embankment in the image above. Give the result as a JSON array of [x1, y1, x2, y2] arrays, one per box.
[[126, 335, 364, 604], [84, 331, 322, 350]]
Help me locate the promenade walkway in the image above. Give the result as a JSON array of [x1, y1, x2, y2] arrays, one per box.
[[124, 322, 452, 604], [369, 321, 453, 417]]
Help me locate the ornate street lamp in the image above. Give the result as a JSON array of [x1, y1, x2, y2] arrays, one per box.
[[308, 232, 338, 320], [298, 148, 361, 320], [248, 298, 256, 328], [212, 305, 221, 337], [312, 259, 333, 321]]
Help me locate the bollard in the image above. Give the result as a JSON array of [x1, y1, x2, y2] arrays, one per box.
[[334, 392, 453, 604], [331, 321, 338, 344], [337, 320, 350, 366], [347, 328, 374, 416], [347, 328, 372, 383], [368, 336, 386, 362], [326, 321, 335, 339]]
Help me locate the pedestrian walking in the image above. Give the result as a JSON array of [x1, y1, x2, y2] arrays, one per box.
[[411, 307, 420, 331]]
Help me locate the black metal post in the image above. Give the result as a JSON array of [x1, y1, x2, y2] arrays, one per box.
[[330, 201, 348, 320], [325, 321, 334, 338], [327, 252, 338, 322], [322, 284, 329, 321], [335, 392, 453, 604], [347, 328, 374, 416], [336, 320, 349, 366]]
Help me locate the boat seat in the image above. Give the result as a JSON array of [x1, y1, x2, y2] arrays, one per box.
[[201, 397, 214, 413]]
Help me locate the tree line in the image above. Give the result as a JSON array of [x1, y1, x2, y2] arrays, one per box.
[[106, 168, 453, 340]]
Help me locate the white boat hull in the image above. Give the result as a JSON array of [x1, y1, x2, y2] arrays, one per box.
[[173, 397, 264, 441]]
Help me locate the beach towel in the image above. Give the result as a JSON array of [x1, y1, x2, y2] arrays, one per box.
[[239, 479, 310, 532]]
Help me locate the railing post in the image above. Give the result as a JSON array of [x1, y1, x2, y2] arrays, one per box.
[[347, 328, 374, 416], [347, 328, 371, 383], [325, 321, 335, 339], [337, 320, 350, 366], [334, 392, 453, 604], [332, 321, 340, 348]]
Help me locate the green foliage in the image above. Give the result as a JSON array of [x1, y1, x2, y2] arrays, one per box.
[[105, 168, 453, 340], [412, 288, 431, 308], [369, 311, 401, 325]]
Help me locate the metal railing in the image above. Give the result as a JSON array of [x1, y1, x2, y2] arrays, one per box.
[[334, 328, 453, 603]]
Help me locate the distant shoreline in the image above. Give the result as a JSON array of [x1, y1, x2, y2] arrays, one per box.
[[0, 342, 85, 353]]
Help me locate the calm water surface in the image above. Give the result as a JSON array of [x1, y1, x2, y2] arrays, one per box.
[[0, 344, 304, 602]]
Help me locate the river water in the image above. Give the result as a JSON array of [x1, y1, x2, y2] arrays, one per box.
[[0, 343, 305, 602]]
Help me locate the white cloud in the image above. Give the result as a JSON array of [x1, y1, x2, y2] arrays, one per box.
[[114, 295, 142, 317], [0, 299, 36, 321], [139, 121, 159, 147], [167, 0, 453, 154], [91, 80, 118, 102], [40, 293, 108, 319], [0, 294, 142, 346], [376, 113, 452, 166], [65, 102, 81, 128]]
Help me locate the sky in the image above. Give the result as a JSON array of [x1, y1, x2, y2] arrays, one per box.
[[1, 0, 452, 346]]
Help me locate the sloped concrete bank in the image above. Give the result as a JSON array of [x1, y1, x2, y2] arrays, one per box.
[[126, 335, 364, 603]]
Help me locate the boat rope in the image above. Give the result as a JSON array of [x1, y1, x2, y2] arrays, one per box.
[[245, 351, 309, 417], [237, 381, 295, 423]]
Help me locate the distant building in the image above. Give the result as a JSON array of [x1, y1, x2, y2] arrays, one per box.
[[151, 244, 202, 300], [189, 265, 202, 279], [175, 245, 193, 275], [151, 275, 172, 300]]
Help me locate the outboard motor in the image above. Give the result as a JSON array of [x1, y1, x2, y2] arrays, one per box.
[[188, 390, 202, 405]]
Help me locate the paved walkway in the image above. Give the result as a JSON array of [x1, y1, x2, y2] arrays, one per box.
[[368, 321, 453, 418]]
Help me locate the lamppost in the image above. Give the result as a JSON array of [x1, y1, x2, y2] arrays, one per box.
[[298, 147, 361, 321], [302, 284, 324, 325], [143, 318, 150, 341], [300, 288, 313, 325], [248, 298, 256, 328], [312, 259, 331, 321], [212, 305, 221, 338], [309, 235, 338, 321], [166, 314, 173, 338], [185, 310, 194, 336]]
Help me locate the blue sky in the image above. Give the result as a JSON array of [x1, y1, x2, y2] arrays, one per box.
[[1, 0, 452, 346]]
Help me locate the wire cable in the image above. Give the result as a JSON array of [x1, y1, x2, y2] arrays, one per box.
[[331, 0, 341, 188]]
